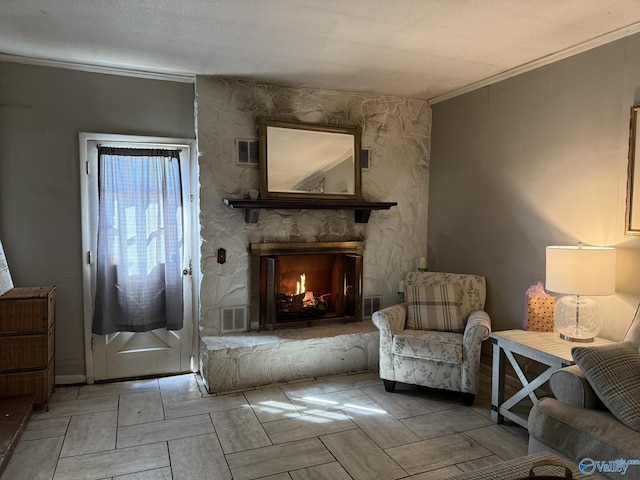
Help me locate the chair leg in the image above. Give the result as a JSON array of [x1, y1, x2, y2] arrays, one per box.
[[383, 379, 397, 393], [462, 392, 475, 406]]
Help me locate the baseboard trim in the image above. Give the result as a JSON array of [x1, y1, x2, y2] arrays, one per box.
[[55, 375, 87, 386]]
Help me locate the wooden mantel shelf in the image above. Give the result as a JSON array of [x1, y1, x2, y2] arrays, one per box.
[[222, 198, 397, 223]]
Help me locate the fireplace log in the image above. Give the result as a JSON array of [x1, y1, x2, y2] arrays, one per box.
[[277, 293, 331, 319]]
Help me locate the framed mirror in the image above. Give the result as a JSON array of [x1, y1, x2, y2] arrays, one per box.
[[259, 118, 362, 200], [626, 105, 640, 234]]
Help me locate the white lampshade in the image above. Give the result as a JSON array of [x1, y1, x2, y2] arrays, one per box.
[[545, 245, 616, 342], [545, 245, 616, 296]]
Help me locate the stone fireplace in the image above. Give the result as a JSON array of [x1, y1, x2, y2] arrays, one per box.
[[250, 241, 363, 330], [195, 77, 431, 393]]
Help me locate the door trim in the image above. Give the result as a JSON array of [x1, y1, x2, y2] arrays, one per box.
[[79, 132, 200, 384]]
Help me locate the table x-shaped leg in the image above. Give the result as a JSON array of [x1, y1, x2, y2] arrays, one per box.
[[500, 349, 556, 414]]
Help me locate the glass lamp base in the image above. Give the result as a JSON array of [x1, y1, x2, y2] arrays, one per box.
[[559, 332, 595, 343], [554, 295, 601, 342]]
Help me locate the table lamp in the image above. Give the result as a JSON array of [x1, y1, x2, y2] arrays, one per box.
[[545, 244, 616, 342]]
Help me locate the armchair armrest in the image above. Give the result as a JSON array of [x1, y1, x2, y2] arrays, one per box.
[[372, 303, 407, 380], [460, 310, 491, 395], [372, 303, 407, 337], [549, 364, 604, 410], [463, 310, 491, 347]]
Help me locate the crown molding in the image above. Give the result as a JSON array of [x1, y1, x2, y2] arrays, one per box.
[[3, 20, 640, 102], [0, 53, 195, 84], [428, 21, 640, 105]]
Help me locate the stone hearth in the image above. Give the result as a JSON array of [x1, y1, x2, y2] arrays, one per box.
[[200, 321, 379, 393]]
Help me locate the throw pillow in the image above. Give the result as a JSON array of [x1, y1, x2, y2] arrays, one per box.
[[572, 342, 640, 432], [406, 283, 464, 332]]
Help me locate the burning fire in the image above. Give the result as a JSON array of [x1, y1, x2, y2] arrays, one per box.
[[278, 272, 330, 319], [295, 274, 316, 307]]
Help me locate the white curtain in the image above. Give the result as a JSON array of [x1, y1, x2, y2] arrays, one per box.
[[92, 147, 184, 334]]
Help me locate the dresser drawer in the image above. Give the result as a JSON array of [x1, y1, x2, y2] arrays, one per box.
[[0, 330, 53, 372], [0, 287, 55, 334], [0, 358, 54, 405]]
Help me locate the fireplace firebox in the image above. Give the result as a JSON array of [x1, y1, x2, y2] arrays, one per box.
[[250, 241, 363, 330]]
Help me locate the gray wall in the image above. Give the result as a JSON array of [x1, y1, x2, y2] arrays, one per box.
[[0, 62, 195, 377], [429, 33, 640, 339]]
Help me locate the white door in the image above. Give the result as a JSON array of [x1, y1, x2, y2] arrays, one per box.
[[80, 133, 198, 383]]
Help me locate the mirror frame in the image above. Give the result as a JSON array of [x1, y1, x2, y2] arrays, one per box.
[[626, 105, 640, 234], [259, 118, 362, 200]]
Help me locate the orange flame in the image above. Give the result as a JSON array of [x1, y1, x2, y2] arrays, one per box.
[[296, 273, 306, 295]]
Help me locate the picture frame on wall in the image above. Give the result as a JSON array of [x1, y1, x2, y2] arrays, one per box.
[[626, 105, 640, 234]]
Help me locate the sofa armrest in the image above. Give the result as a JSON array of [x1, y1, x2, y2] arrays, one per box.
[[528, 397, 640, 466], [549, 365, 605, 410]]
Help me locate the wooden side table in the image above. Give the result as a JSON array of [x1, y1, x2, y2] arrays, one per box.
[[490, 329, 613, 428]]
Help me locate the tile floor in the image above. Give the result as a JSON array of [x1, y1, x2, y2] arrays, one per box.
[[1, 371, 529, 480]]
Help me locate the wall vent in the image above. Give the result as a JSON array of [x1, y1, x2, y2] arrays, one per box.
[[361, 148, 371, 170], [236, 139, 259, 166], [363, 295, 381, 318], [221, 306, 248, 332]]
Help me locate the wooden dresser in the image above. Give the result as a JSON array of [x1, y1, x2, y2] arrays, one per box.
[[0, 287, 55, 405]]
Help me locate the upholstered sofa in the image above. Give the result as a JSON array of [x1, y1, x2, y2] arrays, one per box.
[[372, 271, 491, 406], [528, 313, 640, 480]]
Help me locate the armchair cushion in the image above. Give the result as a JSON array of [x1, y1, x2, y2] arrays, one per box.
[[392, 330, 463, 364], [572, 341, 640, 432], [406, 283, 464, 332], [405, 271, 485, 320]]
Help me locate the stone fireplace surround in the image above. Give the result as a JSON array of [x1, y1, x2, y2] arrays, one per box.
[[195, 77, 430, 393]]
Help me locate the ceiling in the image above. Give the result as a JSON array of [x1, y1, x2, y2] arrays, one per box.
[[2, 1, 640, 102]]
